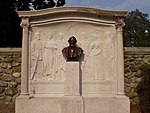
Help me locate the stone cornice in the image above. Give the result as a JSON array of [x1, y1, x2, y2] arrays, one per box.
[[124, 47, 150, 55], [17, 7, 127, 20], [0, 48, 21, 54]]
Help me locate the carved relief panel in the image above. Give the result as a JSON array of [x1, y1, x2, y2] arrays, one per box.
[[29, 22, 116, 83], [30, 29, 67, 81], [80, 29, 116, 81]]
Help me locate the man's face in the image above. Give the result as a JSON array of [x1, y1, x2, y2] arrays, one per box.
[[69, 38, 76, 47]]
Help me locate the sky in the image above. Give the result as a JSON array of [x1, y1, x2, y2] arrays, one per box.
[[65, 0, 150, 18]]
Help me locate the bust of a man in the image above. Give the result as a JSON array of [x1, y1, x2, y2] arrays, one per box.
[[62, 36, 83, 61]]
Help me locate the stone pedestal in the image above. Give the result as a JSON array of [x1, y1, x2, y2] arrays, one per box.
[[62, 62, 83, 113], [65, 62, 80, 96], [61, 96, 83, 113]]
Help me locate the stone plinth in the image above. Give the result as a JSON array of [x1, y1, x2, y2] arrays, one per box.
[[16, 96, 62, 113], [65, 62, 80, 96], [62, 62, 83, 113], [84, 95, 130, 113], [16, 95, 129, 113], [61, 96, 83, 113]]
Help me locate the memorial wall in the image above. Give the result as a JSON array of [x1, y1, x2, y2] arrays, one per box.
[[16, 7, 129, 113]]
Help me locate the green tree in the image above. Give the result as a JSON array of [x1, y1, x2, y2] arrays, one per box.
[[14, 0, 66, 11], [137, 64, 150, 113], [0, 0, 65, 47], [0, 0, 22, 47], [123, 9, 150, 47]]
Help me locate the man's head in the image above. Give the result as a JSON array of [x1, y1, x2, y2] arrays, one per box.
[[68, 36, 77, 47]]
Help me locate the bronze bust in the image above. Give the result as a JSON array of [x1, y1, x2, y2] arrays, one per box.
[[62, 36, 83, 61]]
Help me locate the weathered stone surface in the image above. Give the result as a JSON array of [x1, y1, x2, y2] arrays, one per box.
[[131, 77, 138, 83], [12, 72, 21, 78], [0, 96, 5, 101], [7, 64, 12, 69], [0, 87, 5, 94], [129, 57, 134, 62], [9, 82, 18, 88], [133, 97, 140, 104], [0, 67, 4, 73], [125, 83, 130, 87], [13, 57, 21, 63], [143, 58, 149, 63], [12, 93, 20, 101], [0, 73, 3, 77], [12, 66, 21, 72], [130, 66, 139, 72], [5, 88, 18, 96], [17, 85, 21, 93], [0, 81, 8, 87], [1, 74, 11, 82], [124, 68, 130, 73], [136, 78, 142, 82], [2, 57, 12, 63], [133, 55, 139, 58], [0, 49, 21, 105], [124, 63, 129, 68], [5, 68, 13, 74], [4, 96, 12, 102], [124, 48, 150, 105], [125, 87, 132, 93], [11, 62, 20, 67], [130, 83, 137, 88], [135, 70, 142, 77], [1, 63, 8, 69], [16, 78, 21, 84], [127, 92, 137, 99]]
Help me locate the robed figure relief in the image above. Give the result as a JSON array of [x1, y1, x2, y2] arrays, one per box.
[[102, 32, 115, 80], [42, 33, 57, 80], [55, 32, 66, 80], [31, 32, 43, 80], [88, 34, 103, 80]]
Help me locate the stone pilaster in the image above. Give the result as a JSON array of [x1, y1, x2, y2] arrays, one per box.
[[116, 17, 125, 95], [20, 17, 30, 95]]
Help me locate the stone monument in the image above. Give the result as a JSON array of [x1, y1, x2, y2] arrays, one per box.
[[16, 7, 130, 113]]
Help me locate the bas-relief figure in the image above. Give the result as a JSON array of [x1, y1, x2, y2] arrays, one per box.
[[31, 31, 66, 81], [42, 33, 57, 80], [102, 31, 115, 80], [55, 32, 66, 80], [82, 33, 104, 80], [31, 32, 43, 80], [80, 30, 115, 81], [88, 34, 103, 80]]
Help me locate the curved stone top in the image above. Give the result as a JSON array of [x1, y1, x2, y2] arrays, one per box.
[[18, 6, 127, 18]]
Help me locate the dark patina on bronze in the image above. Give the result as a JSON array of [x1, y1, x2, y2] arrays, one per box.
[[62, 36, 83, 61]]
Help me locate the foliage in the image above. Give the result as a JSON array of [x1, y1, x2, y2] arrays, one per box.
[[0, 0, 65, 47], [14, 0, 66, 11], [123, 9, 150, 47], [136, 64, 150, 113], [0, 0, 22, 47]]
